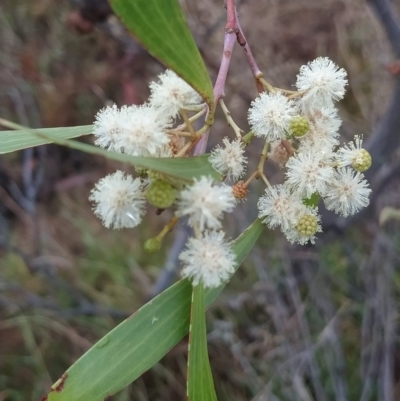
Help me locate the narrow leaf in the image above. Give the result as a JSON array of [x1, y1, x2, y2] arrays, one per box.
[[0, 119, 220, 182], [45, 219, 264, 401], [109, 0, 214, 108], [303, 192, 320, 208], [0, 125, 93, 154], [187, 283, 218, 401]]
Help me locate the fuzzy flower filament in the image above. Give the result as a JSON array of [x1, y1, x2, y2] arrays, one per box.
[[176, 176, 236, 231], [337, 135, 372, 172], [115, 105, 171, 157], [323, 168, 371, 217], [285, 152, 334, 198], [257, 184, 304, 231], [93, 105, 129, 152], [248, 92, 296, 141], [209, 138, 247, 181], [90, 171, 146, 229], [179, 231, 236, 288], [149, 69, 203, 119], [296, 57, 348, 111]]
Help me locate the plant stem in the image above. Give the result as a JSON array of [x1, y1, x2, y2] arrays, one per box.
[[243, 169, 258, 187], [260, 173, 272, 188], [281, 139, 295, 156], [175, 107, 207, 132], [258, 77, 276, 93], [242, 131, 255, 145], [156, 216, 179, 241], [179, 109, 197, 138], [234, 7, 264, 93], [219, 99, 243, 139], [166, 130, 195, 138], [256, 141, 269, 178]]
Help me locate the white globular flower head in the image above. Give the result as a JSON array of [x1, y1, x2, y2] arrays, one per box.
[[336, 135, 372, 172], [248, 91, 296, 141], [296, 57, 348, 111], [209, 138, 247, 181], [285, 151, 335, 198], [176, 176, 236, 231], [149, 69, 203, 119], [323, 168, 371, 217], [89, 171, 146, 229], [93, 105, 129, 152], [297, 125, 339, 157], [257, 184, 305, 231], [179, 231, 236, 288], [299, 106, 341, 153], [283, 206, 322, 245], [308, 106, 342, 135], [115, 104, 171, 157]]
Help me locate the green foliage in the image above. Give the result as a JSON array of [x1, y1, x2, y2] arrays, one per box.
[[0, 125, 93, 154], [303, 192, 320, 208], [109, 0, 214, 110], [0, 119, 220, 182], [187, 283, 218, 401], [45, 219, 263, 401]]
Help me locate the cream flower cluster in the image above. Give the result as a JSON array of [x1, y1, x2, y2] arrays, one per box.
[[90, 70, 237, 289], [251, 57, 372, 244], [88, 57, 373, 290]]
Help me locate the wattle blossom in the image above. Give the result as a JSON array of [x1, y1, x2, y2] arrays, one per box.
[[248, 91, 296, 141], [323, 168, 371, 217], [296, 57, 348, 111], [179, 231, 236, 288], [209, 138, 247, 181], [90, 171, 146, 229], [149, 69, 203, 119], [176, 176, 236, 231]]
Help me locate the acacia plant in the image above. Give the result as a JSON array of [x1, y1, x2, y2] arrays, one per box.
[[0, 0, 372, 400]]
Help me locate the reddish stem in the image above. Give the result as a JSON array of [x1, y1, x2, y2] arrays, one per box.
[[234, 6, 264, 93], [195, 0, 264, 154], [212, 33, 237, 106], [225, 0, 237, 32], [194, 10, 237, 155]]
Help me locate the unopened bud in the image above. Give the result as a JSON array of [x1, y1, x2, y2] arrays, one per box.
[[144, 237, 161, 253], [352, 149, 372, 172], [232, 181, 248, 199], [289, 115, 310, 138], [295, 214, 318, 236], [146, 179, 177, 209], [135, 166, 148, 177]]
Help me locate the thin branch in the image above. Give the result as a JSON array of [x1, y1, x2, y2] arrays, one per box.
[[194, 2, 238, 155], [219, 98, 243, 139]]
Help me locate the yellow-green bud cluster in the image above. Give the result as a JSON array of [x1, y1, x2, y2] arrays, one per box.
[[135, 166, 148, 178], [146, 179, 177, 209], [295, 214, 318, 236], [352, 149, 372, 172], [148, 170, 163, 181], [289, 115, 310, 138], [144, 237, 161, 253]]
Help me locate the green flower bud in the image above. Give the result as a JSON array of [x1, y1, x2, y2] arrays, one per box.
[[144, 237, 161, 253], [289, 115, 310, 138], [135, 166, 148, 177], [148, 170, 164, 181], [352, 149, 372, 172], [295, 214, 318, 236], [146, 179, 177, 209]]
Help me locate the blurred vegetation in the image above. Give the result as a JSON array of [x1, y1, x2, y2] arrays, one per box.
[[1, 0, 400, 400]]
